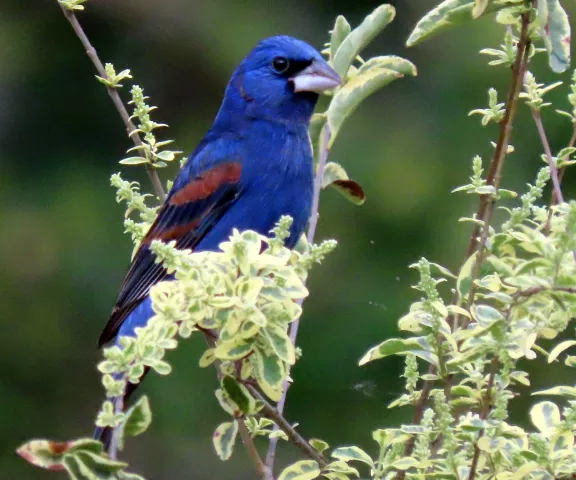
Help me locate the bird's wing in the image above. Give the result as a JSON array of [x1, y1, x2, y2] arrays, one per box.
[[98, 141, 243, 346]]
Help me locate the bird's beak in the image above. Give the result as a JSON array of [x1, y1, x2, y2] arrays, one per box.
[[291, 59, 341, 93]]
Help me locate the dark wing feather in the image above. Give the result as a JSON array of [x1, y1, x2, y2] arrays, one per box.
[[98, 150, 243, 346]]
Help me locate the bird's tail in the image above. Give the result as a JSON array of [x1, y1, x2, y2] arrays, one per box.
[[92, 366, 151, 450]]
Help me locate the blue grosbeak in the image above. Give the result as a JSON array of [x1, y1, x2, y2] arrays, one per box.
[[95, 36, 340, 443]]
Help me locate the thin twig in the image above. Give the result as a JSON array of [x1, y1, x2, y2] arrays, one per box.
[[58, 4, 166, 201], [265, 122, 332, 469], [545, 125, 576, 233], [396, 15, 532, 480], [532, 110, 564, 204], [512, 285, 576, 300], [247, 385, 327, 468], [238, 419, 273, 480]]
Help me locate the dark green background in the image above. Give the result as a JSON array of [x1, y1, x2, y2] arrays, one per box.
[[2, 1, 576, 478]]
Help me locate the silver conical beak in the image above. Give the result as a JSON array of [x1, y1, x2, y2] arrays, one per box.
[[291, 59, 341, 93]]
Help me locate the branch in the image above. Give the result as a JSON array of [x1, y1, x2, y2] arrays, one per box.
[[512, 285, 576, 300], [247, 385, 328, 468], [58, 3, 166, 201], [532, 110, 564, 204], [265, 123, 332, 468], [238, 419, 273, 480], [397, 15, 533, 480], [545, 125, 576, 232]]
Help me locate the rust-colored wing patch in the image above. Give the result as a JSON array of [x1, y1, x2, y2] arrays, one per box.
[[170, 162, 242, 206]]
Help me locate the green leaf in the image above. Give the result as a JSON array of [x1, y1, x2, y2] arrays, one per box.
[[264, 324, 296, 364], [212, 421, 238, 460], [358, 55, 418, 77], [72, 451, 127, 474], [533, 386, 576, 398], [330, 16, 352, 62], [309, 438, 330, 453], [221, 375, 255, 415], [472, 304, 504, 325], [199, 348, 216, 367], [359, 337, 439, 367], [332, 4, 396, 77], [406, 0, 517, 47], [122, 395, 152, 438], [332, 446, 374, 467], [214, 339, 253, 360], [392, 456, 420, 471], [328, 67, 403, 145], [278, 460, 321, 480], [548, 340, 576, 363], [538, 0, 571, 73], [119, 156, 148, 165], [253, 347, 286, 401], [530, 401, 560, 437], [323, 474, 350, 480], [322, 162, 366, 205], [472, 0, 489, 18], [457, 252, 478, 300]]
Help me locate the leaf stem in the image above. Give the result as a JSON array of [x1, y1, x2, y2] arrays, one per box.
[[58, 4, 166, 201], [532, 109, 564, 204], [265, 123, 332, 469]]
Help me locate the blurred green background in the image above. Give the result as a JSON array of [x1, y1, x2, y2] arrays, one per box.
[[2, 1, 576, 478]]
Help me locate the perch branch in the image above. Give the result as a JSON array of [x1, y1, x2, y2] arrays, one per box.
[[247, 385, 327, 468]]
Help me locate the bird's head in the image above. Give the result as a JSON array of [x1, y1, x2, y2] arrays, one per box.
[[219, 35, 341, 125]]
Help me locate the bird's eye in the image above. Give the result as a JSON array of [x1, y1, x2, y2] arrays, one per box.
[[272, 56, 290, 74]]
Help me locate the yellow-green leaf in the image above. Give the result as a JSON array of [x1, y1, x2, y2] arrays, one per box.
[[457, 252, 478, 300], [548, 340, 576, 363], [214, 339, 253, 360], [533, 386, 576, 398], [328, 67, 403, 145], [530, 401, 560, 437], [392, 456, 420, 471], [213, 421, 238, 461], [253, 347, 286, 401], [358, 55, 417, 77], [472, 0, 489, 18], [332, 5, 396, 77], [332, 446, 374, 467], [199, 348, 216, 368], [221, 375, 256, 415], [278, 460, 320, 480], [330, 16, 352, 62], [122, 395, 152, 438], [309, 438, 329, 453], [264, 323, 296, 364], [359, 337, 439, 367], [407, 0, 515, 47]]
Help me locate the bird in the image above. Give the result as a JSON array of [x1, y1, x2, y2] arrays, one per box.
[[94, 35, 340, 445]]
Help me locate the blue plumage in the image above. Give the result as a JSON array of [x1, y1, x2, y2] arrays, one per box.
[[97, 36, 340, 405]]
